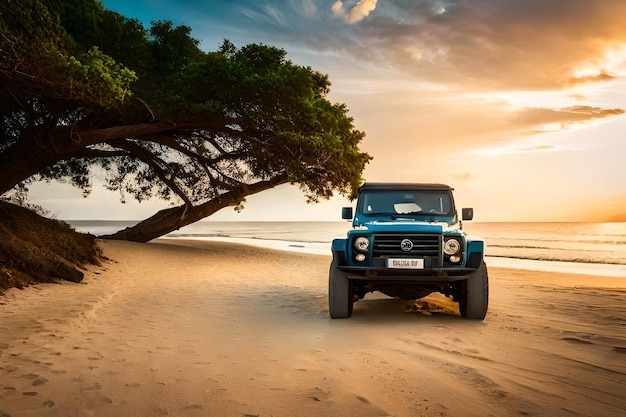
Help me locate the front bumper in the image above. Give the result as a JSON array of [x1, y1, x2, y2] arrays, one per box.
[[336, 264, 477, 281]]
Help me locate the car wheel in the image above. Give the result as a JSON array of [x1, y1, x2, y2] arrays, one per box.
[[459, 261, 489, 320], [328, 261, 353, 319]]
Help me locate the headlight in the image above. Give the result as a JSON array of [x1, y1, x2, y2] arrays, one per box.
[[443, 238, 461, 255], [354, 236, 370, 252]]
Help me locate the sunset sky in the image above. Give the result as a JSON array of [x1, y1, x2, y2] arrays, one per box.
[[30, 0, 626, 222]]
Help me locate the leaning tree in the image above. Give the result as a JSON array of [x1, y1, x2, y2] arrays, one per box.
[[0, 0, 371, 242]]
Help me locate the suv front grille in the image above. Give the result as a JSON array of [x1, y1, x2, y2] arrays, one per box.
[[372, 234, 441, 258]]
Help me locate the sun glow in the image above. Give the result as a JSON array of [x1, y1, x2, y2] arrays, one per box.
[[572, 45, 626, 80], [604, 45, 626, 74], [474, 142, 570, 157], [462, 90, 577, 110], [573, 68, 603, 78]]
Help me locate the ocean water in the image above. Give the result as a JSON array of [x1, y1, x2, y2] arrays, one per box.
[[67, 220, 626, 278]]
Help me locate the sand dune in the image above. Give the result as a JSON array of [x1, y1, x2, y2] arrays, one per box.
[[1, 239, 625, 417]]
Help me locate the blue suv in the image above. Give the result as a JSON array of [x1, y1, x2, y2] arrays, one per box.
[[330, 183, 488, 320]]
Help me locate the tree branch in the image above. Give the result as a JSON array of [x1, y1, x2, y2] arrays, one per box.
[[141, 132, 248, 167], [109, 139, 194, 207], [100, 172, 290, 242], [71, 148, 129, 159]]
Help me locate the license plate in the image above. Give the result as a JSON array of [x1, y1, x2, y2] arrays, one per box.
[[387, 258, 424, 269]]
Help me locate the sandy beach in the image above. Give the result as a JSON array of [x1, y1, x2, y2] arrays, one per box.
[[1, 239, 625, 417]]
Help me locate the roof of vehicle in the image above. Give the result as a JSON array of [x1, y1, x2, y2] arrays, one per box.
[[359, 182, 453, 192]]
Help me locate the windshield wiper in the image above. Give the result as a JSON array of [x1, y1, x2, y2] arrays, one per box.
[[364, 212, 395, 216]]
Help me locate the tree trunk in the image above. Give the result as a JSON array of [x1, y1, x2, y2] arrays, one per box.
[[100, 174, 289, 242], [0, 156, 48, 195], [0, 130, 61, 195]]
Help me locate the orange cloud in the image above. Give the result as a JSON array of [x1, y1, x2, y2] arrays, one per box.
[[454, 172, 474, 182], [569, 70, 615, 85], [513, 106, 625, 132], [328, 0, 626, 90], [332, 0, 378, 24]]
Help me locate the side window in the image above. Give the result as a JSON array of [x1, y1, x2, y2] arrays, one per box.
[[362, 192, 396, 214], [364, 193, 385, 213]]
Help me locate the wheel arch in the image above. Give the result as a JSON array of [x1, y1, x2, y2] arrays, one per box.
[[331, 238, 349, 267]]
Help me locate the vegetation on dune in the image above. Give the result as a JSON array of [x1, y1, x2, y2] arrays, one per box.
[[0, 201, 101, 292], [0, 0, 371, 243]]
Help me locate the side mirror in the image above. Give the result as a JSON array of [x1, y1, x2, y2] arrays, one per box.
[[342, 207, 353, 220], [461, 208, 474, 221]]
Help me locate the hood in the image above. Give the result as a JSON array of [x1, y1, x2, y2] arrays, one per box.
[[357, 221, 460, 234]]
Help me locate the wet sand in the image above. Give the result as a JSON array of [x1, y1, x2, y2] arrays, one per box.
[[1, 239, 625, 417]]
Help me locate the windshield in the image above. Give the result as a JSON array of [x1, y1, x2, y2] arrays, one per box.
[[357, 190, 453, 217]]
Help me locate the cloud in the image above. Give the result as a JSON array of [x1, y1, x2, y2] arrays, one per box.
[[322, 0, 626, 90], [477, 144, 564, 156], [332, 0, 378, 24], [569, 70, 615, 85], [347, 0, 378, 23], [331, 1, 344, 17], [514, 106, 625, 131], [289, 0, 318, 18], [454, 172, 474, 182]]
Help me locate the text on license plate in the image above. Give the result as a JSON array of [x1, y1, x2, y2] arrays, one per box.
[[387, 258, 424, 269]]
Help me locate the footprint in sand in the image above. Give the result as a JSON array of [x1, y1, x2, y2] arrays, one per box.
[[80, 382, 102, 391], [560, 330, 595, 345], [562, 337, 594, 345], [32, 378, 48, 386]]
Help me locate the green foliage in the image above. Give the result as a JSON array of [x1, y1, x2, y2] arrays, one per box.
[[0, 0, 137, 116], [0, 0, 371, 220], [66, 46, 137, 108], [148, 20, 202, 70], [38, 158, 93, 196], [0, 0, 61, 63]]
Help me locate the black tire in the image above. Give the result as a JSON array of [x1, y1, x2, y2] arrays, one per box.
[[328, 261, 353, 319], [459, 261, 489, 320]]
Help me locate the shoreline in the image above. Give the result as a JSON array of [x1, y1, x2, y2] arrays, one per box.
[[163, 236, 626, 278]]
